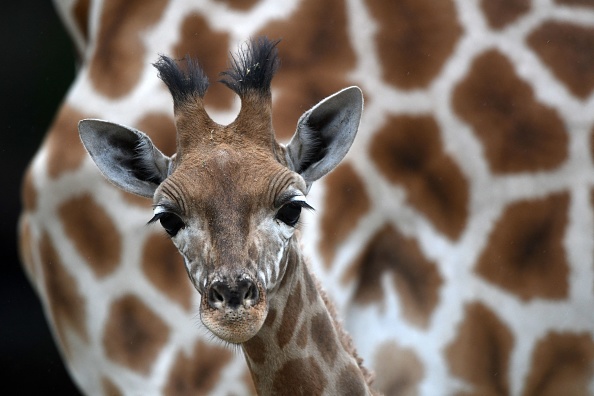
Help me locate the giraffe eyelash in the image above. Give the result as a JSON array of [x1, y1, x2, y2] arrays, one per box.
[[147, 211, 166, 225], [148, 207, 186, 237], [276, 199, 313, 227], [148, 203, 180, 223], [289, 200, 314, 211]]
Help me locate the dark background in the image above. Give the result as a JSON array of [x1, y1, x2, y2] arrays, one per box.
[[2, 2, 82, 394]]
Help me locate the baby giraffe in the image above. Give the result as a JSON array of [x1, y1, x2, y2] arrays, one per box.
[[79, 37, 376, 395]]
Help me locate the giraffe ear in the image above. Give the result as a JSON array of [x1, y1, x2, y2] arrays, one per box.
[[78, 119, 172, 198], [285, 86, 363, 190]]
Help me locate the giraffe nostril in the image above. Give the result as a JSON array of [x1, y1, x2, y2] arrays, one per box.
[[212, 288, 224, 303], [243, 282, 259, 303], [207, 278, 259, 309], [208, 282, 228, 309]]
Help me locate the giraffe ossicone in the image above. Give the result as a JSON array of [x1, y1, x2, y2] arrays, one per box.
[[78, 37, 372, 392]]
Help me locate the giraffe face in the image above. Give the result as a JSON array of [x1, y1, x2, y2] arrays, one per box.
[[79, 37, 362, 346], [151, 145, 309, 343]]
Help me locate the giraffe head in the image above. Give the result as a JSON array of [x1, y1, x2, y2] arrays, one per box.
[[78, 38, 363, 344]]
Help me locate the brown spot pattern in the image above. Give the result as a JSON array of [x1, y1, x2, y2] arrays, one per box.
[[142, 233, 193, 311], [476, 193, 570, 301], [89, 0, 168, 98], [373, 341, 424, 396], [318, 163, 371, 268], [242, 369, 257, 395], [454, 50, 568, 173], [266, 308, 278, 327], [528, 21, 594, 99], [310, 312, 339, 365], [243, 308, 278, 364], [39, 231, 88, 356], [258, 0, 356, 140], [366, 0, 462, 89], [171, 13, 233, 110], [345, 224, 443, 328], [272, 357, 327, 395], [72, 0, 91, 44], [480, 0, 531, 30], [59, 194, 121, 278], [19, 169, 37, 278], [337, 363, 368, 396], [137, 112, 177, 156], [18, 218, 36, 281], [296, 320, 309, 349], [304, 268, 318, 304], [243, 334, 267, 365], [44, 104, 90, 178], [164, 340, 234, 395], [446, 303, 514, 395], [103, 295, 169, 374], [21, 163, 37, 212], [370, 115, 469, 240], [555, 0, 594, 7], [277, 281, 303, 348], [119, 190, 152, 208], [101, 377, 123, 396], [522, 332, 594, 396]]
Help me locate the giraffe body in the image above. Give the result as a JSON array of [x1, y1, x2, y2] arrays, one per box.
[[19, 0, 594, 394]]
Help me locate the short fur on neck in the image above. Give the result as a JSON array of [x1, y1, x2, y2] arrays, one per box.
[[242, 236, 377, 395]]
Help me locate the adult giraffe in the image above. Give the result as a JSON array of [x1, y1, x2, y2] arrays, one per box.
[[19, 0, 594, 394]]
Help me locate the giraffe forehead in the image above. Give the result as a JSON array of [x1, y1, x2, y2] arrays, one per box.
[[162, 146, 303, 210]]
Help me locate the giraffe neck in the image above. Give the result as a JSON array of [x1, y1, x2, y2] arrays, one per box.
[[242, 239, 374, 395]]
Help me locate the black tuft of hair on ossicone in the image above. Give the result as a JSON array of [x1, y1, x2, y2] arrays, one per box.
[[153, 54, 209, 105], [219, 37, 281, 97]]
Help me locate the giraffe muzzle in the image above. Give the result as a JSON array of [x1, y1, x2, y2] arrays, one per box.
[[207, 278, 260, 310], [201, 276, 268, 344]]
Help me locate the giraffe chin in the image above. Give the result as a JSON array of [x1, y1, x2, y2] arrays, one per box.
[[199, 292, 268, 344]]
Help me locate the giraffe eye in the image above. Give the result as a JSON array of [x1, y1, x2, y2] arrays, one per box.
[[276, 203, 302, 227], [276, 201, 313, 227], [149, 212, 185, 237]]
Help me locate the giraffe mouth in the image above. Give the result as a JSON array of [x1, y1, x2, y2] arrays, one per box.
[[200, 280, 268, 344]]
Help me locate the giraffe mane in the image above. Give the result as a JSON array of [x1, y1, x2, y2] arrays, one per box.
[[219, 36, 281, 97], [153, 54, 209, 106]]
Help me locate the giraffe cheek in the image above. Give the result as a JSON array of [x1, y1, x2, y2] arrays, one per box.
[[184, 262, 205, 294], [266, 238, 291, 292], [174, 233, 210, 293]]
